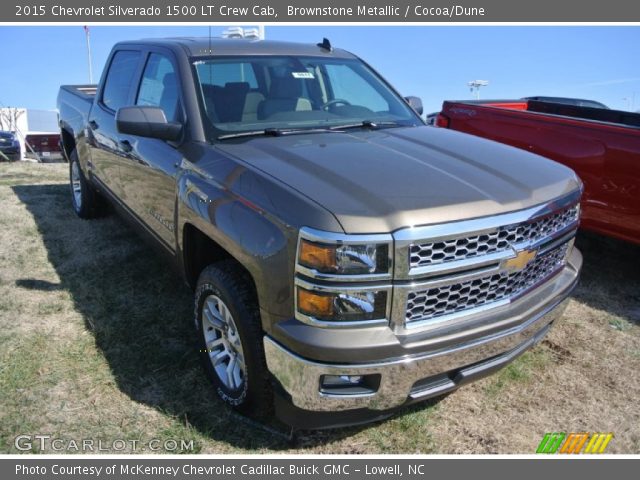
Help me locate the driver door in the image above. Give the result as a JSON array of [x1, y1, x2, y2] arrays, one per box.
[[117, 49, 184, 251]]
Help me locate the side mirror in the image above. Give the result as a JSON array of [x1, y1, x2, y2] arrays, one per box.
[[405, 96, 424, 116], [116, 106, 182, 142]]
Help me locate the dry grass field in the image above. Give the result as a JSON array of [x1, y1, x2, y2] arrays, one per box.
[[1, 161, 638, 453]]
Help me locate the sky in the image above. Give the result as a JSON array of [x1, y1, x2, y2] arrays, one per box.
[[0, 25, 639, 114]]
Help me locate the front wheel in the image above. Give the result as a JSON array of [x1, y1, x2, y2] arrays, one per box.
[[195, 261, 272, 417]]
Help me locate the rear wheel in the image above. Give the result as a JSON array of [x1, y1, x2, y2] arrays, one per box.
[[195, 261, 271, 417], [69, 149, 106, 219]]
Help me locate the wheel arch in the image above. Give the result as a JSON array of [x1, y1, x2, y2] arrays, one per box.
[[59, 125, 76, 162], [176, 173, 295, 333]]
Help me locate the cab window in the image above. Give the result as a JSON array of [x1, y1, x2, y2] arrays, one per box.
[[101, 50, 141, 112], [136, 53, 180, 122]]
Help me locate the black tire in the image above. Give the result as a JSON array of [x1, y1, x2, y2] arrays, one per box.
[[69, 149, 106, 219], [195, 260, 272, 417]]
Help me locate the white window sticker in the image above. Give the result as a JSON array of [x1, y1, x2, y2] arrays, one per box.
[[292, 72, 315, 79]]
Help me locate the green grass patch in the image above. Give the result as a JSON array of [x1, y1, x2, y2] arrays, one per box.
[[609, 317, 632, 332], [484, 348, 551, 397]]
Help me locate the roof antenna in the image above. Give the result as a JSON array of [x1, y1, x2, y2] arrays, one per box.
[[317, 38, 332, 52], [208, 26, 212, 86]]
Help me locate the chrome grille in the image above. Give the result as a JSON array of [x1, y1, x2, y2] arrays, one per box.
[[406, 243, 569, 324], [409, 205, 578, 268]]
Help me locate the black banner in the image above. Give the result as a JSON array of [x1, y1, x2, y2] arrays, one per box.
[[4, 458, 639, 479], [5, 0, 640, 23]]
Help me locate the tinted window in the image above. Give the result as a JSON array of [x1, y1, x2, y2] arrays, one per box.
[[102, 50, 141, 111], [137, 53, 180, 122], [323, 64, 389, 113], [193, 56, 419, 136], [195, 61, 258, 88]]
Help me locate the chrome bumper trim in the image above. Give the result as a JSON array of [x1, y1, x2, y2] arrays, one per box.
[[265, 291, 572, 412], [410, 321, 552, 401]]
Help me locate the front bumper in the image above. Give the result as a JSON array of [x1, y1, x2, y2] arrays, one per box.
[[265, 248, 581, 419]]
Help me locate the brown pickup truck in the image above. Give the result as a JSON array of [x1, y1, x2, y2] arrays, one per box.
[[58, 37, 583, 429]]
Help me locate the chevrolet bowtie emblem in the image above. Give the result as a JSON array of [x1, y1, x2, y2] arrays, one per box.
[[503, 249, 537, 271]]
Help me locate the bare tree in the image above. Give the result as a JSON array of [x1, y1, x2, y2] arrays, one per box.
[[0, 108, 40, 161], [0, 107, 25, 132]]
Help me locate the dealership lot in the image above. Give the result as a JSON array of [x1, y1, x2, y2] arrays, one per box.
[[0, 162, 638, 453]]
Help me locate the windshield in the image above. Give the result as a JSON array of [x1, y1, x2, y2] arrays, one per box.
[[192, 55, 421, 139]]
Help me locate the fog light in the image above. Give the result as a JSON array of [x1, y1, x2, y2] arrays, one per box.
[[323, 375, 364, 386], [320, 374, 381, 395]]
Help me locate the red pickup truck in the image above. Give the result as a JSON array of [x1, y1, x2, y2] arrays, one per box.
[[436, 100, 640, 245]]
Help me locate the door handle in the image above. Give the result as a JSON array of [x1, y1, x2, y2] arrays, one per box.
[[119, 139, 133, 153]]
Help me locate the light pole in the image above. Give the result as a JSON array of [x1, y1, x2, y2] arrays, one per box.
[[622, 93, 636, 111], [468, 80, 489, 100], [84, 26, 93, 84]]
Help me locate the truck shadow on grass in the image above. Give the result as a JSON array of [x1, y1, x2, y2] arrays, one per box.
[[11, 183, 444, 451], [574, 231, 640, 328]]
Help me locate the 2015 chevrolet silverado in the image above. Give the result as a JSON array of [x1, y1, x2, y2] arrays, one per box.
[[58, 37, 583, 428]]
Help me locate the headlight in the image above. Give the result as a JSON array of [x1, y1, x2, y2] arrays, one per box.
[[296, 283, 389, 326], [294, 228, 393, 326], [298, 239, 390, 276]]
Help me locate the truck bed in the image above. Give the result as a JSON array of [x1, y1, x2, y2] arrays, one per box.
[[437, 99, 640, 244], [60, 84, 98, 101], [57, 85, 97, 160], [442, 99, 640, 129]]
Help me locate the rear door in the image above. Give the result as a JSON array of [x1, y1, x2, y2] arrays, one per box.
[[88, 49, 142, 198], [116, 48, 184, 251]]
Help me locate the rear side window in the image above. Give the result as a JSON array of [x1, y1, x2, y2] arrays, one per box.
[[102, 50, 141, 112], [136, 53, 180, 122]]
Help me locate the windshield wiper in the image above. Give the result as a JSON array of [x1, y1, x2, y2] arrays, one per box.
[[216, 121, 404, 140], [217, 128, 283, 140], [217, 127, 340, 140], [329, 120, 402, 131]]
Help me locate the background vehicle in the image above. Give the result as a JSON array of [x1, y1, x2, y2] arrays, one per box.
[[437, 99, 640, 245], [425, 112, 439, 125], [58, 38, 582, 429], [0, 131, 21, 161], [24, 132, 62, 161]]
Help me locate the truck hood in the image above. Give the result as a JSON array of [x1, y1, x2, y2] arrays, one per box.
[[214, 126, 580, 234]]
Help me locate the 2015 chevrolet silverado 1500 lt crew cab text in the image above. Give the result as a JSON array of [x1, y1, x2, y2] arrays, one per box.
[[58, 38, 583, 429], [436, 99, 640, 245]]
